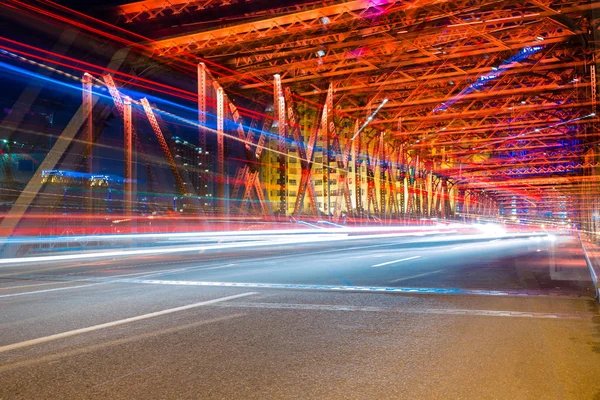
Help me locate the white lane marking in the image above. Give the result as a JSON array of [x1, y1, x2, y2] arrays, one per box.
[[0, 281, 78, 291], [118, 279, 584, 299], [0, 314, 246, 373], [107, 243, 403, 281], [202, 263, 237, 270], [372, 256, 421, 267], [389, 269, 445, 283], [0, 292, 257, 353], [452, 238, 504, 250], [214, 302, 588, 320], [109, 263, 238, 281], [0, 283, 100, 299]]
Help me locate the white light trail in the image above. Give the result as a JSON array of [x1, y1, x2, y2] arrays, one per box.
[[351, 98, 388, 140]]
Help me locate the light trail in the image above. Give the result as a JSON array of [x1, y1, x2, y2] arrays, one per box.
[[433, 45, 544, 113], [0, 51, 327, 173], [0, 40, 369, 168], [5, 0, 362, 129], [471, 113, 596, 151], [0, 225, 466, 244], [351, 98, 388, 140], [0, 20, 526, 198]]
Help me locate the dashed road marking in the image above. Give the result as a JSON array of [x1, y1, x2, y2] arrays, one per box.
[[0, 283, 100, 299], [115, 278, 587, 299], [0, 281, 80, 291], [389, 269, 445, 283], [214, 302, 591, 320], [372, 256, 422, 267]]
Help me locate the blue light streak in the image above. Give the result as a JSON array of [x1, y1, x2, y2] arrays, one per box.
[[434, 46, 544, 113]]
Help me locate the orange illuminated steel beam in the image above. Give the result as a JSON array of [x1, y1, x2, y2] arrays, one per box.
[[227, 99, 269, 217], [82, 72, 93, 213], [150, 0, 402, 52], [342, 83, 587, 113], [463, 175, 600, 189], [331, 117, 353, 220], [198, 63, 207, 179], [283, 87, 318, 217], [123, 96, 133, 217], [103, 74, 165, 209], [116, 0, 244, 22], [140, 97, 188, 196], [102, 75, 136, 215], [274, 74, 287, 216], [216, 85, 225, 212]]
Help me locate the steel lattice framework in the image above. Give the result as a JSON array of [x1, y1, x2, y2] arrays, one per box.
[[3, 0, 595, 227], [114, 0, 597, 224]]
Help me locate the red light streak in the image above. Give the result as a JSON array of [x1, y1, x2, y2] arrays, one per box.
[[0, 40, 275, 122], [12, 0, 357, 122]]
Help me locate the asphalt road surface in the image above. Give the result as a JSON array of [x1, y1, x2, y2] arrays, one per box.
[[1, 232, 599, 399]]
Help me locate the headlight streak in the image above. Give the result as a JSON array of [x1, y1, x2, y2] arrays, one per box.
[[0, 227, 554, 266], [0, 225, 466, 244]]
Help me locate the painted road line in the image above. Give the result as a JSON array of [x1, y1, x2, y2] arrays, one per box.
[[117, 278, 585, 298], [116, 243, 404, 280], [0, 314, 247, 374], [0, 292, 257, 353], [201, 263, 238, 270], [452, 238, 507, 250], [0, 283, 100, 299], [372, 256, 422, 267], [389, 269, 445, 283], [214, 302, 590, 320], [0, 281, 81, 291]]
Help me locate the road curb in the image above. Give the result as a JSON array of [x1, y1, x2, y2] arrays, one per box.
[[578, 233, 600, 301]]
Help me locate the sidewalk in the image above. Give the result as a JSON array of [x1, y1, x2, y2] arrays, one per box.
[[578, 233, 600, 300]]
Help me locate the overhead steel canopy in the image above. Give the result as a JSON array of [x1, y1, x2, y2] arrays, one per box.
[[113, 0, 598, 223]]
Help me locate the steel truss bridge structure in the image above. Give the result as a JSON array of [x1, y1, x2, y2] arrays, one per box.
[[0, 0, 599, 236]]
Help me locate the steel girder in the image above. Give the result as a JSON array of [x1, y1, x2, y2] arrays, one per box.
[[112, 0, 597, 221]]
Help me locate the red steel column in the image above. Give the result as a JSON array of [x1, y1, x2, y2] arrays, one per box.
[[198, 63, 207, 208], [216, 86, 225, 213], [198, 63, 207, 151], [123, 96, 133, 217], [274, 74, 286, 216], [82, 73, 93, 213]]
